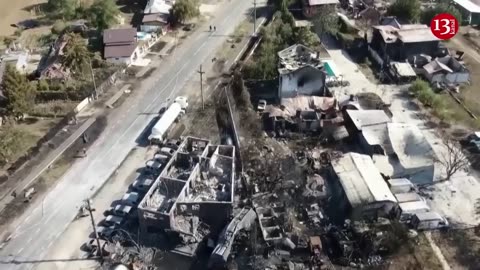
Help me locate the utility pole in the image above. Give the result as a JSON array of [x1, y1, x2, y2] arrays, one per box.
[[89, 59, 98, 99], [197, 65, 205, 110], [253, 0, 257, 35], [85, 199, 103, 262]]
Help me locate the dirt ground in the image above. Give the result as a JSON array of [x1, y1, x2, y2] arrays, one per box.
[[442, 35, 480, 131], [0, 0, 46, 36], [431, 228, 480, 270]]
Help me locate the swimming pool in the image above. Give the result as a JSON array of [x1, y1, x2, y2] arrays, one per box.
[[323, 60, 340, 78]]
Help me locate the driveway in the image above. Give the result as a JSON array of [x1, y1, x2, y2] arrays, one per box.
[[323, 36, 480, 226], [0, 0, 267, 269]]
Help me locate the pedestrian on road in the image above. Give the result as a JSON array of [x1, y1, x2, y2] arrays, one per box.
[[214, 26, 216, 31], [209, 25, 212, 31]]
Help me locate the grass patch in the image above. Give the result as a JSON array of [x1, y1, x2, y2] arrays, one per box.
[[31, 101, 77, 118]]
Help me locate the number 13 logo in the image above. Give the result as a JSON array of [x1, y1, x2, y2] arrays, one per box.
[[430, 13, 459, 40]]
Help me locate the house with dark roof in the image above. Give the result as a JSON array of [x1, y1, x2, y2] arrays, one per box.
[[103, 28, 139, 66], [369, 18, 445, 65], [302, 0, 339, 18], [141, 13, 170, 34]]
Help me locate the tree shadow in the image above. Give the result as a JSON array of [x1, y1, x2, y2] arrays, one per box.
[[116, 0, 144, 14]]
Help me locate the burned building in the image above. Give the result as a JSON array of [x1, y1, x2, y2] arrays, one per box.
[[138, 136, 236, 256], [369, 18, 443, 66], [329, 152, 398, 221], [264, 96, 339, 134], [277, 44, 328, 99]]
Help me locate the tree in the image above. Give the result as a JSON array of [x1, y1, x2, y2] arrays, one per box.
[[61, 33, 91, 75], [387, 0, 421, 23], [436, 138, 469, 180], [0, 124, 27, 165], [313, 6, 339, 35], [88, 0, 120, 31], [421, 4, 462, 25], [47, 0, 77, 19], [170, 0, 200, 25], [2, 65, 36, 117], [295, 27, 320, 47]]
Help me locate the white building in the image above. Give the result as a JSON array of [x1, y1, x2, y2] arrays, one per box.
[[277, 44, 327, 98]]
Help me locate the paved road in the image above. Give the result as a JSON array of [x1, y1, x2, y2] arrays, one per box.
[[0, 1, 263, 269]]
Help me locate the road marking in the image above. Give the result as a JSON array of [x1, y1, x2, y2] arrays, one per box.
[[17, 247, 24, 254], [193, 41, 208, 56]]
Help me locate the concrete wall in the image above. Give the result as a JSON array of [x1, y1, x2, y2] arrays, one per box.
[[279, 66, 326, 98], [176, 202, 233, 233]]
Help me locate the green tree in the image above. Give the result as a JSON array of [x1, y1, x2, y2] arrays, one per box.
[[313, 6, 339, 35], [61, 33, 91, 75], [0, 124, 28, 165], [2, 65, 36, 117], [47, 0, 77, 19], [421, 4, 462, 25], [170, 0, 200, 25], [88, 0, 120, 31], [387, 0, 421, 23], [295, 27, 320, 47]]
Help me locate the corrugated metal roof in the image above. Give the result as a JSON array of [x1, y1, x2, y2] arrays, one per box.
[[399, 201, 430, 214], [453, 0, 480, 13], [414, 211, 443, 221], [394, 192, 423, 203], [332, 153, 397, 207], [103, 28, 136, 44], [104, 44, 137, 58], [392, 62, 416, 77], [388, 178, 413, 187], [346, 109, 391, 131]]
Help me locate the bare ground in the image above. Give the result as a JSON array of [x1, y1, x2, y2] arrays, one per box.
[[431, 228, 480, 270]]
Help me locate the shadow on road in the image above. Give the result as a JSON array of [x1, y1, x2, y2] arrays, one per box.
[[135, 116, 160, 147], [0, 257, 97, 265]]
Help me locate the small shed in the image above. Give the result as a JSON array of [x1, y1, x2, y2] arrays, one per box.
[[389, 62, 417, 83], [388, 178, 414, 194], [399, 201, 430, 218], [394, 192, 423, 203]]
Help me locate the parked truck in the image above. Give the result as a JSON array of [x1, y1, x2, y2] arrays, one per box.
[[148, 96, 188, 144]]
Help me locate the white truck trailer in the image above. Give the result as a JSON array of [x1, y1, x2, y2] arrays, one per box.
[[148, 97, 188, 144]]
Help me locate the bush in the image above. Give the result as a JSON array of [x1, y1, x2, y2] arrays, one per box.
[[409, 79, 430, 96], [417, 88, 435, 106], [37, 79, 50, 91], [36, 91, 68, 102], [51, 20, 66, 35]]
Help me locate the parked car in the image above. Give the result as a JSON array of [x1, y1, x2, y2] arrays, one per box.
[[159, 147, 175, 157], [163, 139, 182, 150], [465, 132, 480, 153], [154, 153, 169, 164], [145, 159, 163, 173], [131, 178, 154, 193], [257, 99, 267, 112], [122, 192, 140, 207], [113, 204, 134, 217], [102, 215, 125, 227]]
